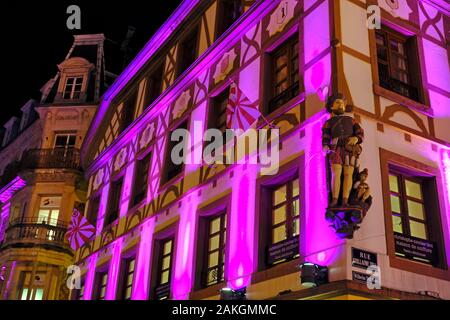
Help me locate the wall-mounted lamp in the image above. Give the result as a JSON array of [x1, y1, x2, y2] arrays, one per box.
[[299, 262, 329, 288], [220, 287, 247, 300]]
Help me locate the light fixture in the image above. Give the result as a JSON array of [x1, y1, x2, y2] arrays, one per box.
[[220, 287, 247, 300], [299, 262, 328, 288]]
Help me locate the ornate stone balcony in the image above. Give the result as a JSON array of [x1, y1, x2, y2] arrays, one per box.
[[0, 218, 72, 255], [21, 148, 81, 170]]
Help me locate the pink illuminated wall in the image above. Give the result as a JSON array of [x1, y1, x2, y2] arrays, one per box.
[[172, 195, 199, 299], [120, 162, 136, 217], [105, 238, 123, 300], [83, 252, 99, 300], [440, 149, 450, 241], [227, 163, 258, 289], [131, 217, 156, 300], [303, 113, 342, 265]]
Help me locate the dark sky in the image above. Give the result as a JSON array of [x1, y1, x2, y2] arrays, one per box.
[[1, 0, 182, 125]]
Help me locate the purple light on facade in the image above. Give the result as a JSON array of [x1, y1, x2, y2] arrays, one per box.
[[120, 163, 136, 217], [131, 217, 155, 300], [227, 163, 258, 290], [440, 148, 450, 242], [83, 252, 99, 300], [303, 113, 342, 265], [96, 183, 110, 235], [105, 238, 123, 300], [0, 203, 11, 243], [172, 196, 199, 300], [2, 261, 16, 299], [0, 176, 26, 203]]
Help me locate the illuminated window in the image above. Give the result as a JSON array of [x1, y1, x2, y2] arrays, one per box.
[[271, 178, 300, 245], [63, 76, 83, 100], [37, 196, 61, 227], [375, 27, 421, 102], [18, 272, 45, 300], [389, 172, 429, 240], [268, 36, 299, 113], [203, 212, 227, 287], [131, 153, 151, 206], [155, 238, 173, 300], [120, 258, 135, 300]]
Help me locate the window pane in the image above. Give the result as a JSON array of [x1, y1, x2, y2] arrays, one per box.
[[210, 217, 221, 234], [163, 241, 172, 255], [292, 181, 299, 197], [392, 215, 403, 234], [34, 289, 43, 301], [389, 175, 399, 193], [292, 199, 300, 217], [162, 256, 171, 270], [407, 200, 425, 220], [129, 259, 135, 271], [273, 205, 286, 225], [161, 271, 169, 284], [272, 225, 286, 244], [405, 180, 422, 200], [275, 54, 288, 69], [208, 251, 219, 267], [390, 195, 401, 213], [273, 185, 287, 206], [125, 287, 132, 299], [410, 221, 427, 240], [293, 218, 300, 236], [209, 235, 220, 251], [21, 289, 29, 300]]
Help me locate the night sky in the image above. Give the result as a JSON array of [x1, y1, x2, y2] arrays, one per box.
[[1, 0, 182, 125]]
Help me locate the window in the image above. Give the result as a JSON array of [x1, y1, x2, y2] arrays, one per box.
[[54, 134, 76, 149], [87, 195, 100, 226], [37, 196, 61, 226], [144, 65, 163, 109], [268, 36, 299, 113], [63, 77, 83, 100], [177, 28, 199, 76], [271, 178, 300, 245], [155, 238, 174, 300], [120, 91, 138, 133], [18, 272, 45, 300], [375, 27, 421, 102], [203, 212, 227, 287], [216, 0, 243, 39], [119, 258, 135, 300], [105, 178, 123, 227], [131, 153, 151, 206], [93, 272, 108, 300], [162, 121, 187, 184], [388, 173, 429, 240]]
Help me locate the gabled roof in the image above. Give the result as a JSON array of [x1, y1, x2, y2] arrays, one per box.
[[40, 34, 118, 105]]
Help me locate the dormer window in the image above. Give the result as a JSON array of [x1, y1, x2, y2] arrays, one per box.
[[63, 76, 83, 100]]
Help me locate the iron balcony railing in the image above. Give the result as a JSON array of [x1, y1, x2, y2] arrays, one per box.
[[1, 218, 70, 251], [21, 148, 81, 170]]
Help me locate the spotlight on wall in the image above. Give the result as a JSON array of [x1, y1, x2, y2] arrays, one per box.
[[220, 287, 247, 300], [299, 262, 329, 288]]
